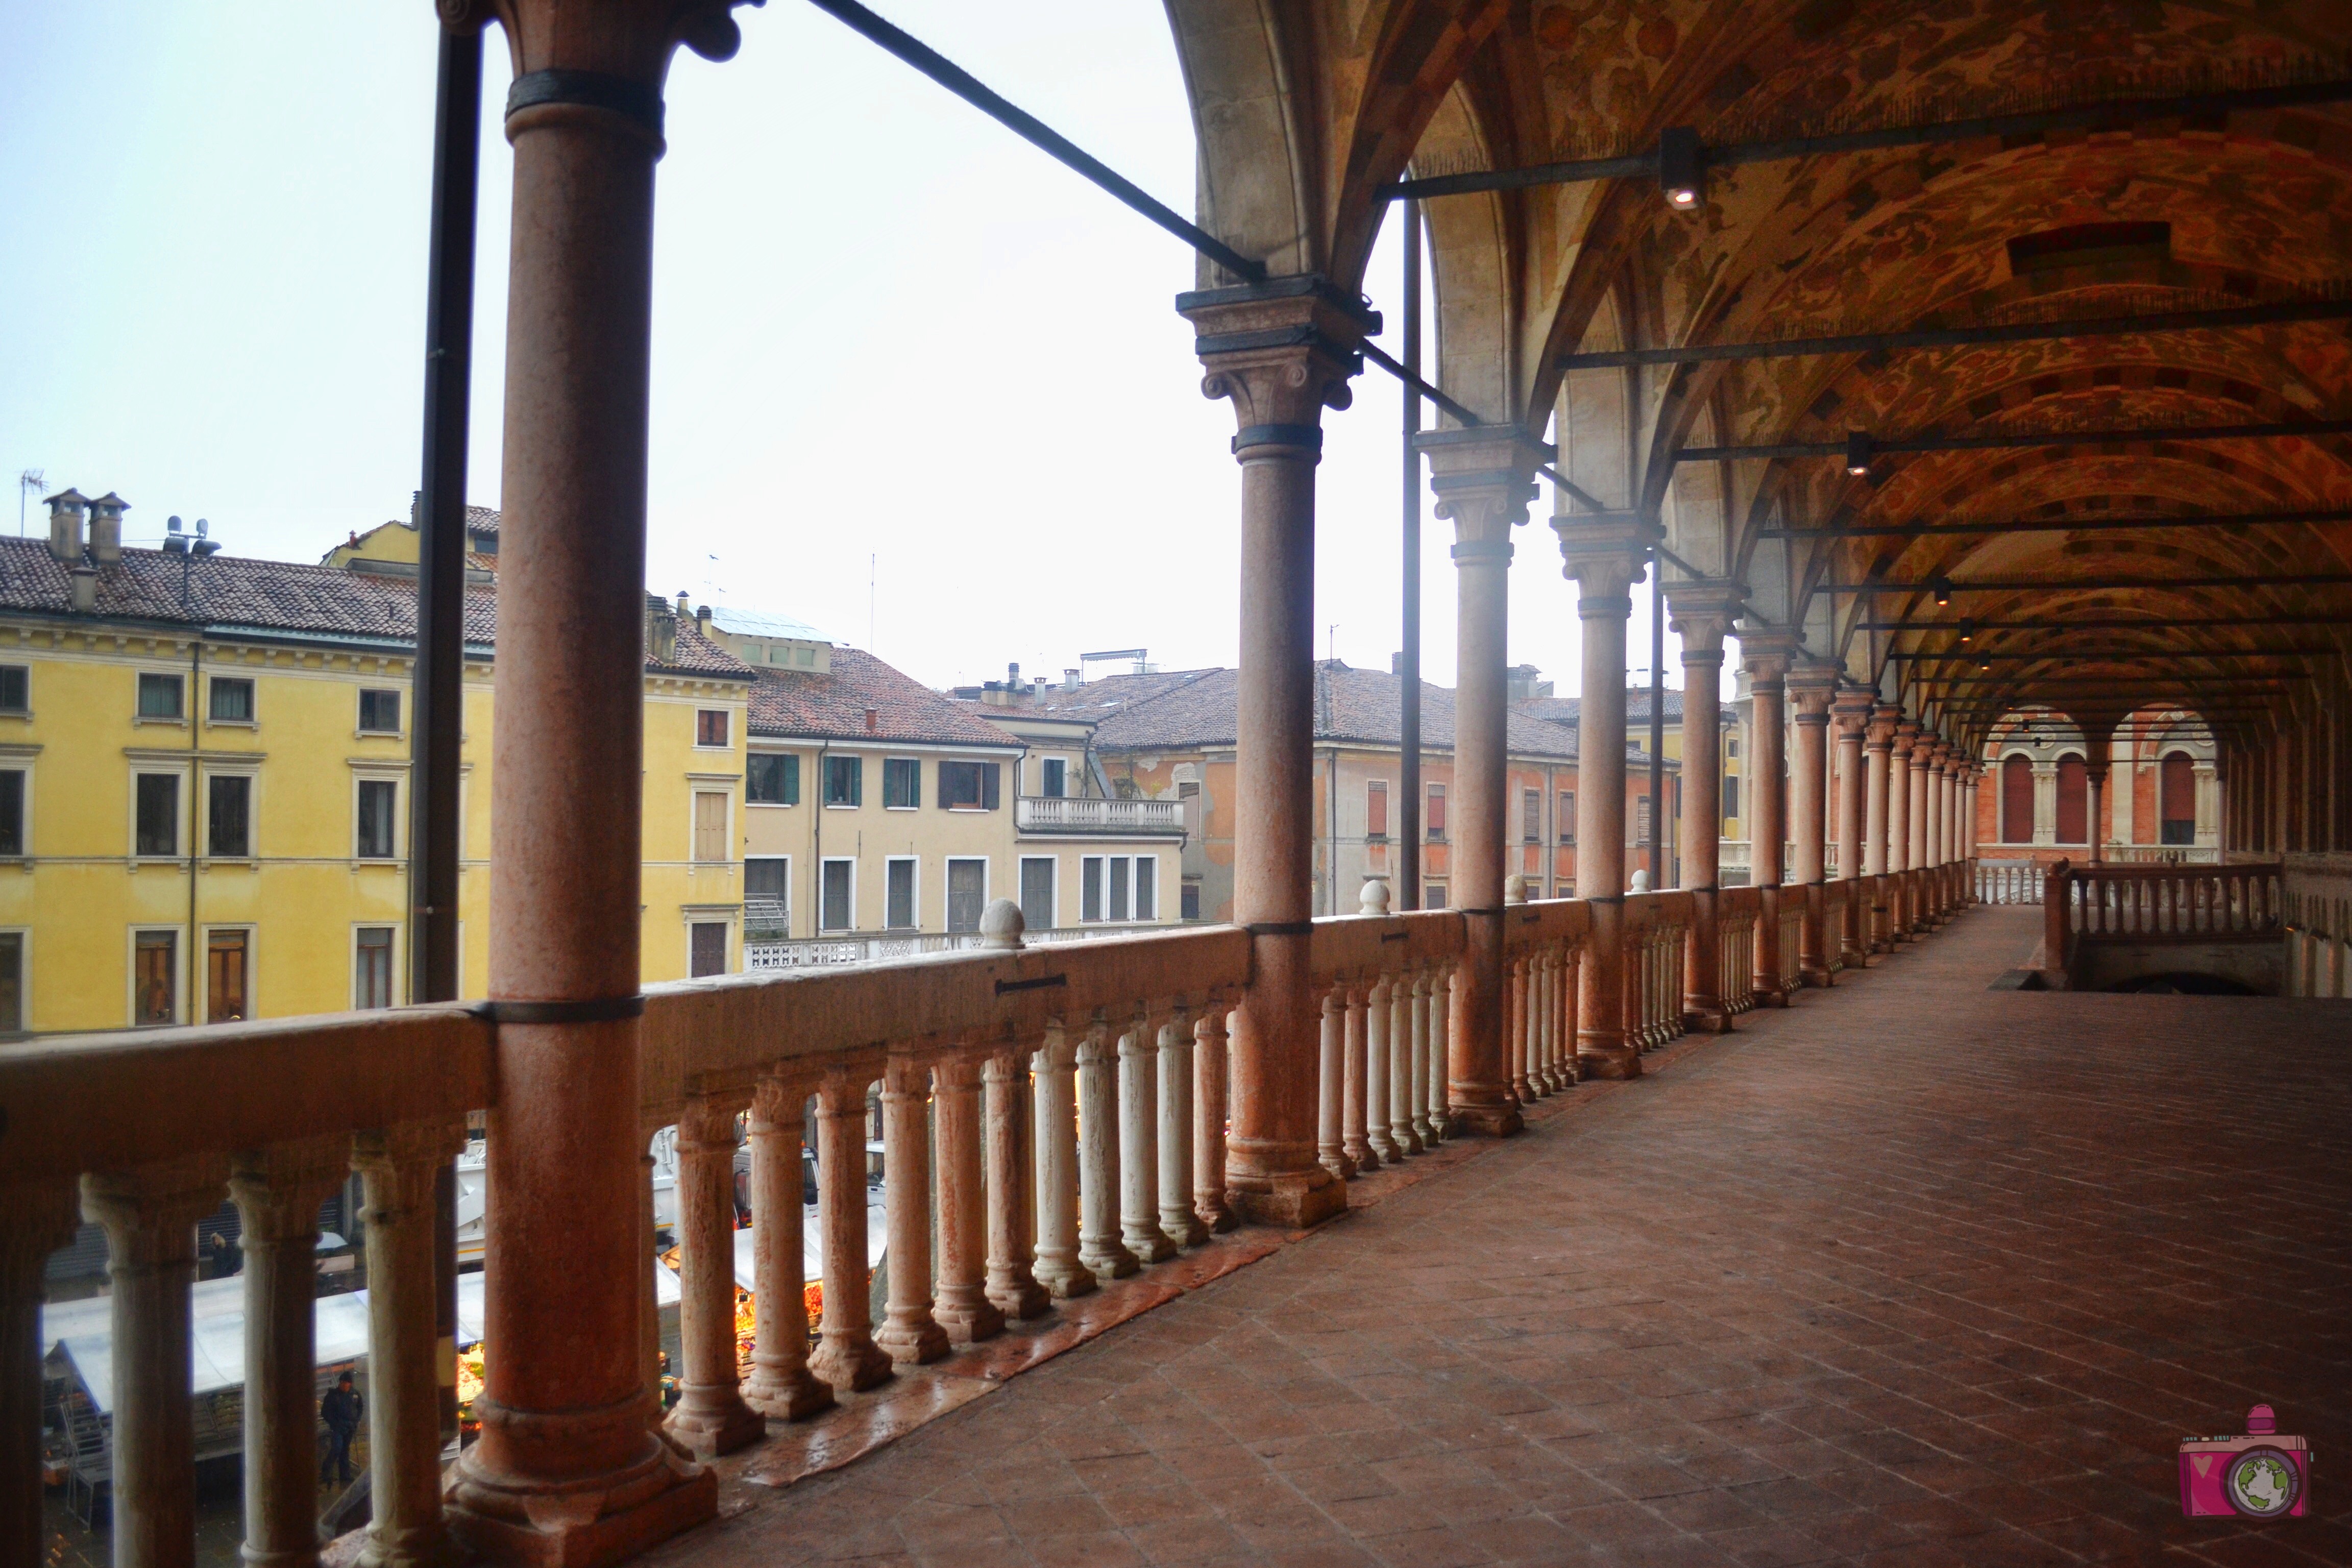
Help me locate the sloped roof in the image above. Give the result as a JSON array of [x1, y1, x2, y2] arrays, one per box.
[[1521, 690, 1737, 726], [1083, 662, 1673, 763], [1030, 669, 1223, 724], [0, 537, 749, 678], [748, 647, 1021, 748]]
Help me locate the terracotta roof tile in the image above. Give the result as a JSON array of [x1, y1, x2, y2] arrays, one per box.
[[747, 649, 1022, 748]]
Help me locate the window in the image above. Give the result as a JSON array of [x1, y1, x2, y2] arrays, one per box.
[[1082, 856, 1104, 923], [1181, 880, 1202, 921], [1039, 758, 1067, 798], [0, 770, 20, 856], [2161, 751, 2196, 846], [1726, 737, 1739, 758], [2054, 754, 2088, 845], [886, 857, 918, 929], [883, 758, 921, 810], [693, 790, 729, 862], [1634, 794, 1653, 848], [1133, 857, 1156, 921], [356, 778, 398, 858], [689, 921, 728, 977], [209, 677, 254, 723], [1558, 791, 1575, 844], [2002, 754, 2035, 844], [135, 931, 177, 1024], [0, 932, 19, 1033], [1019, 856, 1056, 932], [695, 709, 730, 748], [824, 755, 862, 806], [137, 672, 185, 720], [1365, 780, 1388, 841], [745, 856, 790, 933], [1425, 883, 1447, 909], [1110, 857, 1131, 922], [820, 859, 854, 930], [1522, 788, 1542, 844], [1425, 783, 1447, 841], [939, 760, 1000, 811], [0, 665, 25, 714], [206, 930, 249, 1023], [1722, 776, 1739, 823], [135, 773, 179, 856], [208, 775, 251, 858], [1080, 855, 1148, 922], [355, 927, 395, 1009], [748, 752, 799, 804], [358, 688, 401, 734], [947, 859, 987, 933]]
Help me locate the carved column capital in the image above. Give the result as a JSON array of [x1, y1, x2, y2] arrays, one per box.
[[82, 1159, 229, 1265], [1739, 626, 1802, 687], [1180, 277, 1378, 452], [1417, 426, 1548, 547], [1663, 580, 1744, 657], [1785, 663, 1839, 723], [1553, 512, 1664, 610], [462, 0, 763, 154], [1866, 701, 1902, 751], [229, 1137, 352, 1243]]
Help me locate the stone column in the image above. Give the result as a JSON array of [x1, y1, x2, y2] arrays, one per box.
[[1365, 978, 1398, 1161], [665, 1099, 764, 1456], [3, 1182, 80, 1568], [1117, 1017, 1174, 1264], [743, 1075, 831, 1420], [1159, 1018, 1207, 1248], [1664, 582, 1741, 1031], [1340, 986, 1374, 1170], [1317, 987, 1350, 1180], [82, 1162, 226, 1568], [1192, 1011, 1237, 1233], [1030, 1025, 1094, 1298], [1386, 975, 1419, 1153], [933, 1058, 1006, 1342], [1910, 734, 1937, 933], [2085, 762, 2108, 867], [808, 1072, 892, 1391], [1927, 742, 1951, 918], [875, 1057, 949, 1365], [1886, 719, 1914, 940], [226, 1144, 346, 1568], [1743, 632, 1795, 1002], [1409, 972, 1437, 1142], [450, 3, 752, 1553], [1832, 689, 1872, 969], [1419, 426, 1548, 1132], [1557, 512, 1666, 1075], [1863, 703, 1897, 952], [353, 1122, 469, 1566], [1075, 1024, 1135, 1280], [983, 1051, 1052, 1320], [1182, 276, 1370, 1227], [1785, 665, 1837, 987]]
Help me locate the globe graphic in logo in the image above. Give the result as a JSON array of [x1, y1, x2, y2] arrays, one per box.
[[2226, 1449, 2300, 1518]]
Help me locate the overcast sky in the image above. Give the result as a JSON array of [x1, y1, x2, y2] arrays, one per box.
[[2, 2, 1688, 696]]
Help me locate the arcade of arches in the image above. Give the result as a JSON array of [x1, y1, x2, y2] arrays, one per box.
[[9, 5, 2352, 1568]]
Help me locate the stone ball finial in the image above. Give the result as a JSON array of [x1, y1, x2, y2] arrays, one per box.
[[1630, 868, 1652, 893], [1504, 872, 1529, 905], [978, 898, 1025, 950], [1358, 876, 1391, 915]]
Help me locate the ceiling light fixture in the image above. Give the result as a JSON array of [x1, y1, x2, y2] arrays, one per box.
[[1658, 126, 1703, 210], [1932, 577, 1953, 607], [1844, 431, 1873, 476]]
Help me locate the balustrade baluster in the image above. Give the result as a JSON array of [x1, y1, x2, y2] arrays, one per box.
[[1193, 1012, 1238, 1232], [1117, 1017, 1174, 1264], [745, 1075, 833, 1419], [1030, 1025, 1094, 1298], [982, 1051, 1052, 1320], [1159, 1017, 1207, 1248], [668, 1098, 766, 1455], [227, 1142, 346, 1568], [933, 1058, 1005, 1343], [1366, 979, 1399, 1161], [876, 1056, 951, 1365], [1507, 958, 1532, 1100], [810, 1072, 892, 1391], [1430, 969, 1454, 1136], [1409, 971, 1436, 1143], [1341, 985, 1374, 1171], [1388, 973, 1420, 1153], [1317, 987, 1351, 1181], [1075, 1022, 1136, 1280]]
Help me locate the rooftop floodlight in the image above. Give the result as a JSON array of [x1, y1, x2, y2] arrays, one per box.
[[1844, 430, 1873, 476], [192, 518, 220, 558], [1658, 126, 1702, 210], [163, 513, 189, 556], [1932, 576, 1953, 606]]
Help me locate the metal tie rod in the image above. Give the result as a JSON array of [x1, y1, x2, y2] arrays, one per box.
[[803, 0, 1267, 284]]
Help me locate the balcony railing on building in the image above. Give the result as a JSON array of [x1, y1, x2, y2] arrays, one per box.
[[746, 920, 1174, 969], [1013, 795, 1184, 835]]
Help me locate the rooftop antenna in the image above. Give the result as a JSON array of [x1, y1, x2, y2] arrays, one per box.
[[164, 515, 223, 608], [17, 470, 41, 536]]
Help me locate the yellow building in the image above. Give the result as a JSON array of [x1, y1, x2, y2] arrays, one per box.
[[0, 491, 752, 1035]]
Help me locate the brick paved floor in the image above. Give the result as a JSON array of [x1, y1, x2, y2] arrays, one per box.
[[650, 907, 2352, 1568]]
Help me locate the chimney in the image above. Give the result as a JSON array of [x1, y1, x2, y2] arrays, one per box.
[[45, 488, 88, 563], [69, 565, 97, 611], [1063, 667, 1081, 690], [87, 492, 128, 565], [674, 590, 691, 620], [863, 706, 878, 732], [646, 600, 677, 666], [1007, 661, 1020, 683], [695, 603, 713, 640]]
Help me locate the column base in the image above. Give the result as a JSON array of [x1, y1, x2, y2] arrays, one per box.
[[1576, 1046, 1641, 1080], [1160, 1208, 1211, 1251], [1226, 1166, 1346, 1230], [661, 1394, 766, 1460], [448, 1435, 715, 1568], [1192, 1198, 1239, 1236], [808, 1335, 894, 1393], [985, 1272, 1055, 1322], [1079, 1241, 1139, 1280], [741, 1366, 834, 1423], [1121, 1224, 1178, 1265], [1032, 1257, 1097, 1300], [932, 1288, 1007, 1344], [875, 1314, 951, 1366], [1318, 1151, 1359, 1182], [1681, 1007, 1733, 1035], [1799, 966, 1834, 988], [1444, 1101, 1524, 1138]]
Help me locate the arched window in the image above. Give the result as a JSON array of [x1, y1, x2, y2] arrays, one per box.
[[2160, 750, 2196, 846], [2001, 754, 2035, 844], [2054, 753, 2089, 844]]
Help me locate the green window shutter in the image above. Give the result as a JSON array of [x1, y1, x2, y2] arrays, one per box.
[[982, 762, 1000, 811], [783, 754, 801, 805], [850, 757, 863, 806]]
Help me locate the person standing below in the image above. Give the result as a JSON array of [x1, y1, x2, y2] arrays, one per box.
[[320, 1371, 362, 1489]]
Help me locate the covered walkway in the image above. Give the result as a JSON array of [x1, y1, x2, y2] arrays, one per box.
[[659, 908, 2351, 1568]]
